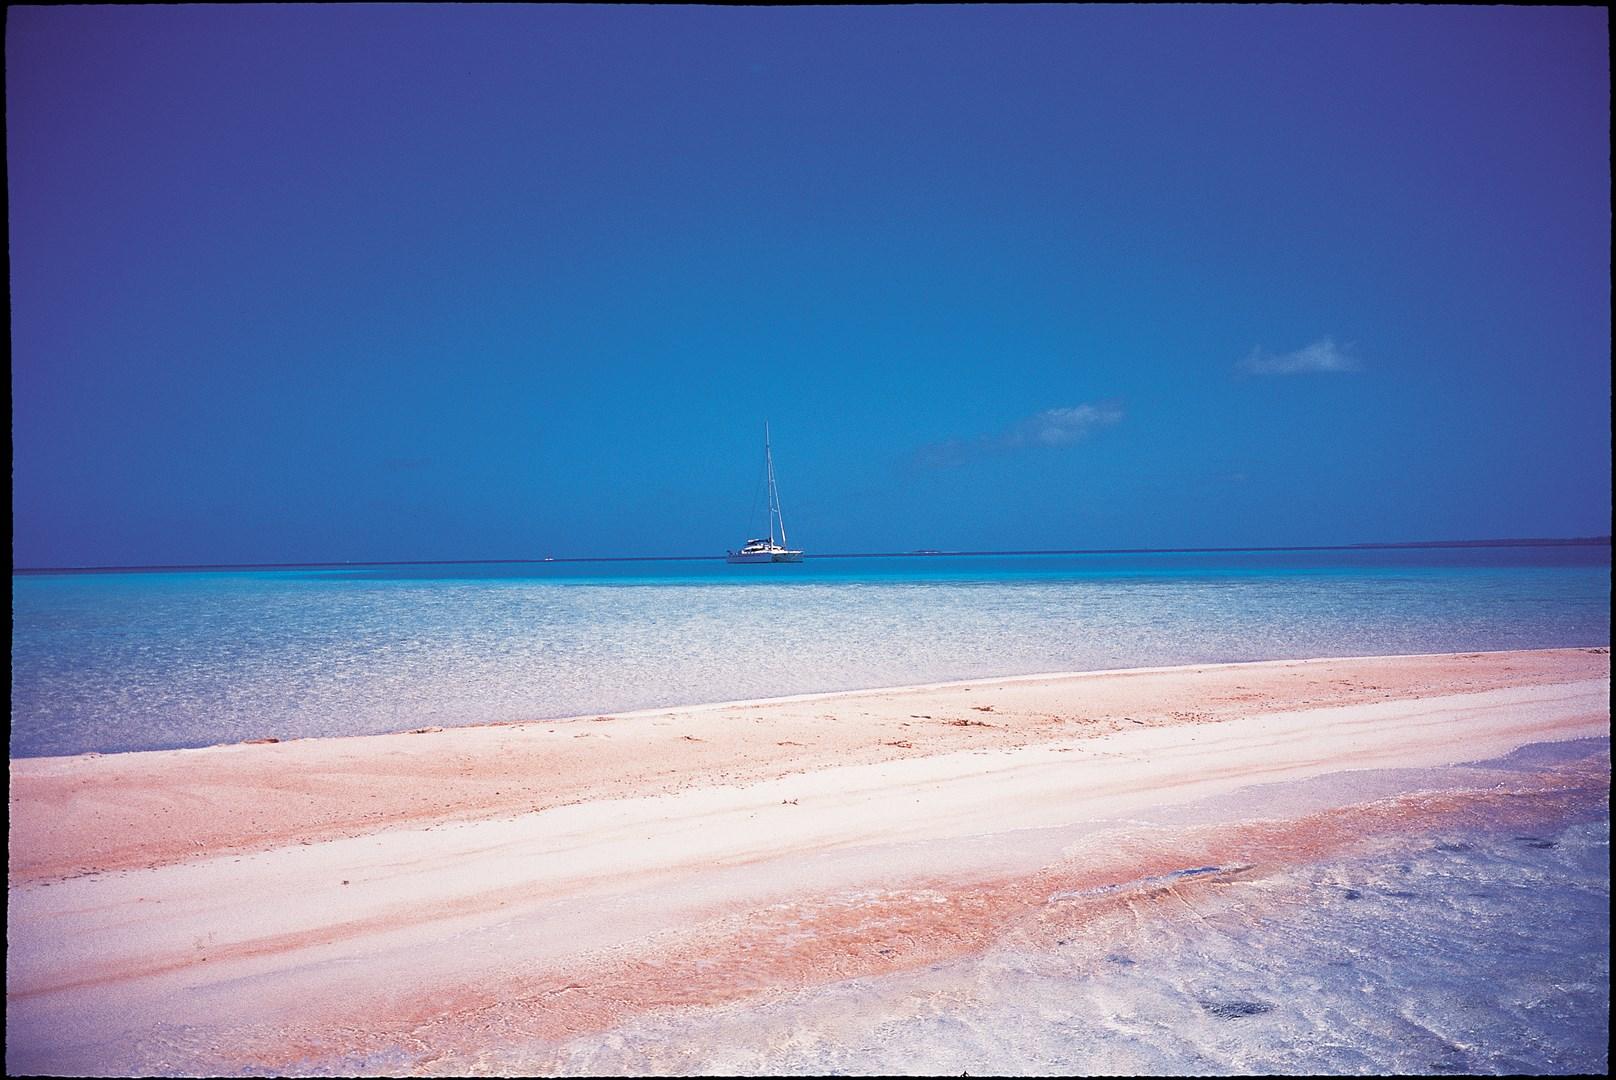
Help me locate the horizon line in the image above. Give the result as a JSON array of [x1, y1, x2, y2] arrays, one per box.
[[11, 535, 1611, 575]]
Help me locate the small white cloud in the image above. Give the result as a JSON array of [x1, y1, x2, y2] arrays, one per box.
[[915, 402, 1123, 467], [1238, 338, 1361, 375], [1004, 403, 1125, 447]]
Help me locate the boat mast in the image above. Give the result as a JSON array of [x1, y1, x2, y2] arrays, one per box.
[[765, 420, 788, 548]]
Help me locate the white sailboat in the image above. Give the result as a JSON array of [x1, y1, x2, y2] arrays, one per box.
[[726, 423, 804, 564]]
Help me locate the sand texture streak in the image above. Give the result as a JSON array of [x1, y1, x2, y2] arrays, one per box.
[[7, 647, 1610, 1075]]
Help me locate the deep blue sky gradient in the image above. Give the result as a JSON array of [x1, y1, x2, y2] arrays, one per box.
[[9, 5, 1611, 565]]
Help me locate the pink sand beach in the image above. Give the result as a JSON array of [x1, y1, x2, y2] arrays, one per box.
[[7, 647, 1609, 1074]]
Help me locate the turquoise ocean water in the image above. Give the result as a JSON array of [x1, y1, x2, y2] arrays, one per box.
[[10, 546, 1610, 758]]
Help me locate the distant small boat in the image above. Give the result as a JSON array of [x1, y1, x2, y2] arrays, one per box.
[[727, 423, 804, 564]]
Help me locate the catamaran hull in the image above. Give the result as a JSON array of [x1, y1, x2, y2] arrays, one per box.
[[725, 551, 803, 564]]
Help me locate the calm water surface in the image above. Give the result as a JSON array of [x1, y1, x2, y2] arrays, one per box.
[[10, 547, 1610, 757]]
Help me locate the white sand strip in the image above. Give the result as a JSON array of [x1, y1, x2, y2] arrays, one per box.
[[8, 679, 1606, 1010]]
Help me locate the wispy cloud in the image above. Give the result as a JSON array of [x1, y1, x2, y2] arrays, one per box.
[[916, 402, 1123, 467], [1004, 404, 1125, 447], [1237, 338, 1361, 375]]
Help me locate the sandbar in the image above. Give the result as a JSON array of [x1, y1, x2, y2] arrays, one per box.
[[6, 647, 1610, 1075]]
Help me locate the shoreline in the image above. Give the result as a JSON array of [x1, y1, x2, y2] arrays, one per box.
[[7, 647, 1610, 1074], [8, 648, 1608, 888], [443, 643, 1616, 729], [14, 644, 1612, 763]]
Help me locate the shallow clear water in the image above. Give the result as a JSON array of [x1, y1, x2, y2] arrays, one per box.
[[10, 547, 1609, 757], [504, 815, 1609, 1077]]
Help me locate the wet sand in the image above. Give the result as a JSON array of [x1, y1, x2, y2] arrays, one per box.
[[6, 647, 1610, 1075]]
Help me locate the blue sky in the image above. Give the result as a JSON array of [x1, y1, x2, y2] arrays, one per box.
[[8, 5, 1610, 565]]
